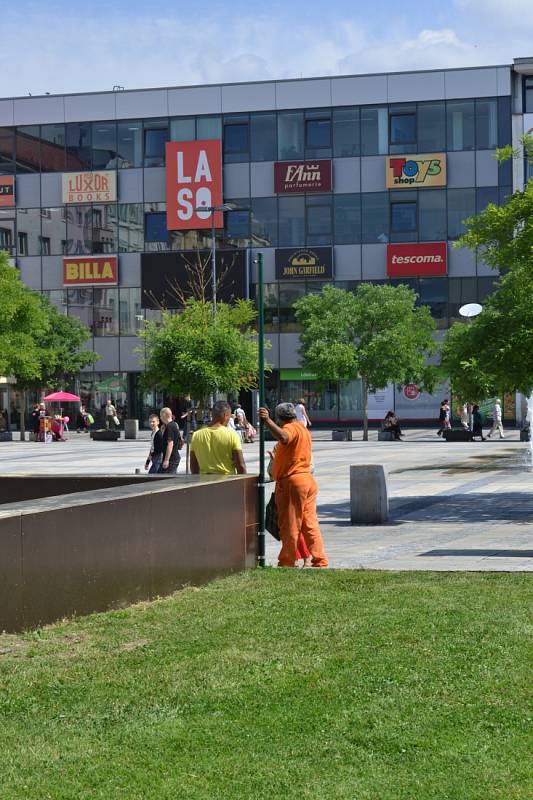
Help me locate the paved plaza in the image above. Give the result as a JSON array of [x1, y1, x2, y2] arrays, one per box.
[[1, 428, 532, 572]]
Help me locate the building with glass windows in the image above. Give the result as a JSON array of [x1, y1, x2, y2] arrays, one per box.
[[1, 57, 532, 426]]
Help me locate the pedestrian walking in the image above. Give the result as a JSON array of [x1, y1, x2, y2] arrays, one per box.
[[159, 407, 184, 473], [487, 398, 504, 439], [190, 401, 246, 475], [460, 402, 470, 430], [105, 399, 119, 430], [437, 399, 451, 436], [294, 397, 312, 428], [144, 413, 164, 473], [259, 403, 328, 569], [472, 404, 486, 441]]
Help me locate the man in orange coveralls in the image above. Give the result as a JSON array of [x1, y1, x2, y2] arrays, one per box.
[[259, 403, 328, 568]]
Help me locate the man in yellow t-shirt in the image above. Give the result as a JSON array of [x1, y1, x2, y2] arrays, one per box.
[[190, 401, 247, 475]]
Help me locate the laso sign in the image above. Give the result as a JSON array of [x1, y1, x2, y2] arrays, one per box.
[[385, 153, 446, 188], [62, 171, 117, 203], [274, 160, 332, 193], [387, 243, 447, 277], [166, 140, 223, 230], [63, 256, 118, 286], [0, 176, 15, 207]]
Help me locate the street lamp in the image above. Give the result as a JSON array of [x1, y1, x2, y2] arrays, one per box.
[[253, 253, 266, 568], [193, 203, 232, 312]]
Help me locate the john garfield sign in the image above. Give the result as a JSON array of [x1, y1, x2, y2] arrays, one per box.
[[274, 160, 332, 193], [275, 248, 333, 280]]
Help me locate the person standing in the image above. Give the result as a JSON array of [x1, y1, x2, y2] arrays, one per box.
[[259, 403, 328, 569], [472, 405, 486, 441], [460, 402, 470, 430], [294, 398, 312, 428], [488, 398, 504, 439], [190, 401, 246, 475], [144, 413, 164, 473], [159, 407, 183, 473], [437, 399, 451, 436], [105, 399, 118, 430]]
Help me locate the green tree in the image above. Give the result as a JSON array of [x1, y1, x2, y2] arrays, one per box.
[[37, 300, 98, 389], [294, 283, 437, 440], [139, 298, 262, 407]]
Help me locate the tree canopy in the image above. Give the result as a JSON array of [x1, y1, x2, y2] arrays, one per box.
[[294, 283, 437, 439]]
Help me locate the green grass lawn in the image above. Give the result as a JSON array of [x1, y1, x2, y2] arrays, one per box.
[[0, 570, 531, 800]]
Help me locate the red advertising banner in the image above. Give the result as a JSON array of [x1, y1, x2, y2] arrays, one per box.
[[166, 140, 223, 231], [274, 160, 332, 193], [0, 176, 15, 207], [63, 256, 118, 286], [387, 242, 447, 277]]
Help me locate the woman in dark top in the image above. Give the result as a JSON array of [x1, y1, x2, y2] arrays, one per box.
[[382, 410, 403, 440], [145, 413, 164, 473], [472, 405, 486, 441]]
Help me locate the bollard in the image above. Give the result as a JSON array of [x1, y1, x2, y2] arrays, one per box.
[[350, 464, 388, 524]]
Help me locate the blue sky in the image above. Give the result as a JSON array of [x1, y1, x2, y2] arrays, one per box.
[[1, 0, 529, 97]]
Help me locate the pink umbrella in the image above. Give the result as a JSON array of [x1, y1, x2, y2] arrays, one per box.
[[43, 391, 80, 402]]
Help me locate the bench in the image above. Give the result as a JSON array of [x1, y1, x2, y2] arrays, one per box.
[[332, 430, 353, 441], [443, 428, 474, 442], [378, 431, 394, 441]]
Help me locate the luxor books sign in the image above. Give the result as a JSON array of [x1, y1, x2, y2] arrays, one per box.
[[274, 160, 332, 193], [62, 171, 117, 203], [275, 247, 333, 280]]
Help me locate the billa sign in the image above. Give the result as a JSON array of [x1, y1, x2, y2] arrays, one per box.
[[0, 176, 15, 207], [385, 153, 446, 188], [62, 171, 117, 203], [63, 256, 118, 286], [274, 160, 332, 193], [166, 140, 223, 231], [275, 247, 333, 280], [387, 242, 447, 277]]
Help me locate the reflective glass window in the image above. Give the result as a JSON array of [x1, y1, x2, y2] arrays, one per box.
[[389, 109, 416, 152], [361, 192, 389, 243], [144, 119, 168, 168], [262, 283, 279, 333], [40, 124, 66, 172], [66, 123, 91, 170], [225, 205, 250, 246], [419, 190, 447, 241], [93, 288, 119, 336], [91, 122, 117, 170], [18, 231, 28, 255], [333, 107, 360, 157], [476, 99, 497, 149], [278, 111, 304, 160], [417, 102, 446, 152], [39, 236, 51, 256], [250, 113, 277, 161], [145, 211, 169, 243], [44, 290, 68, 315], [526, 77, 533, 113], [119, 287, 142, 335], [197, 116, 222, 139], [15, 126, 40, 173], [418, 278, 448, 329], [447, 188, 475, 239], [497, 96, 512, 148], [170, 117, 195, 141], [251, 197, 278, 246], [117, 120, 143, 168], [0, 127, 15, 174], [306, 195, 332, 245], [92, 204, 117, 253], [279, 283, 305, 332], [16, 208, 41, 255], [446, 101, 475, 151], [361, 106, 388, 155], [305, 111, 331, 158], [477, 276, 497, 301], [278, 195, 305, 246], [391, 201, 417, 241], [41, 207, 67, 255], [223, 115, 249, 163], [118, 203, 143, 252], [476, 186, 499, 213], [67, 287, 93, 330], [66, 205, 92, 254], [334, 194, 361, 244]]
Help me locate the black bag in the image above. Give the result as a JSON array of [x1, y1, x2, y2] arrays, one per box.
[[265, 492, 280, 541]]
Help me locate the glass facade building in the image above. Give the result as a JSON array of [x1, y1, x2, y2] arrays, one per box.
[[2, 57, 532, 424]]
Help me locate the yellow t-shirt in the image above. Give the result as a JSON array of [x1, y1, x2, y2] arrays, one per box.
[[190, 425, 243, 475]]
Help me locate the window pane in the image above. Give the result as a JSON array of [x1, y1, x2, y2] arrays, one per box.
[[476, 186, 498, 213], [92, 204, 117, 253], [390, 113, 416, 145], [279, 283, 305, 332], [170, 117, 195, 141], [197, 116, 222, 139], [225, 207, 250, 246], [361, 106, 388, 155], [15, 126, 40, 173], [250, 113, 277, 161], [16, 208, 41, 255], [306, 195, 332, 245], [117, 120, 143, 168], [91, 122, 117, 170], [419, 190, 447, 241], [477, 276, 497, 301], [526, 78, 533, 113], [0, 208, 14, 252], [418, 278, 448, 329], [67, 288, 93, 330], [278, 195, 305, 246], [118, 203, 143, 252], [93, 288, 119, 336], [417, 102, 446, 152], [334, 194, 361, 244], [497, 96, 512, 148], [333, 107, 360, 157], [66, 205, 92, 254], [119, 287, 142, 335], [223, 116, 249, 163], [305, 113, 331, 158], [41, 207, 67, 255], [66, 123, 91, 170], [145, 212, 168, 243], [262, 283, 279, 333], [361, 192, 389, 242], [251, 197, 278, 246], [0, 127, 15, 174], [40, 124, 66, 172], [143, 119, 168, 167], [278, 111, 304, 160], [391, 201, 417, 241], [446, 101, 475, 151], [447, 188, 475, 239], [476, 99, 497, 149], [44, 290, 68, 315]]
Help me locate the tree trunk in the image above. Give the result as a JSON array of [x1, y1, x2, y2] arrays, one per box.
[[19, 389, 26, 442], [362, 376, 369, 442]]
